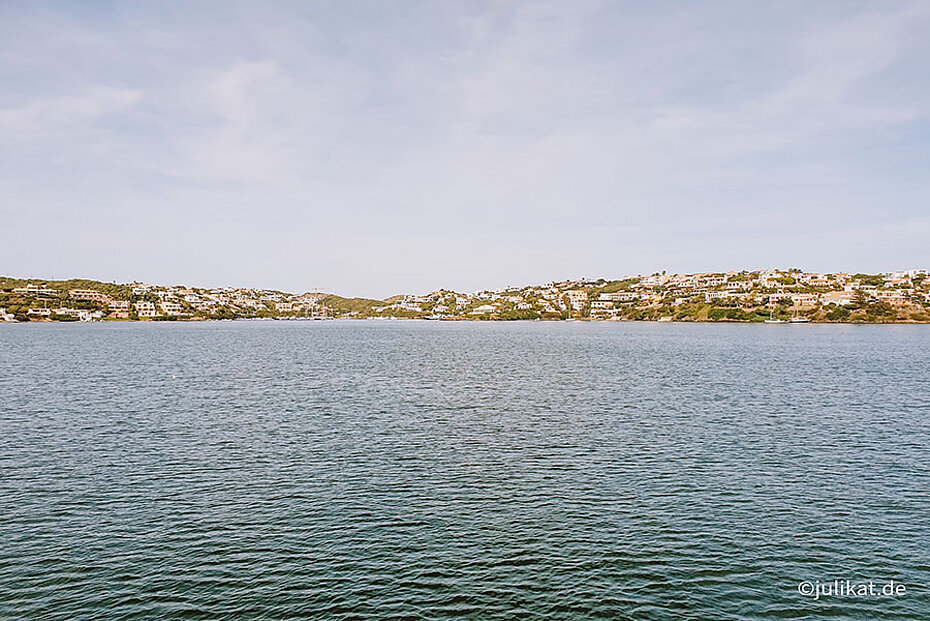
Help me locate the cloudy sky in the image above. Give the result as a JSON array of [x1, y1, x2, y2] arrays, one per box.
[[2, 1, 929, 298]]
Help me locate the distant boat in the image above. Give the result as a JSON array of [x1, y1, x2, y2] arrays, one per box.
[[764, 307, 786, 323], [790, 299, 810, 323], [657, 316, 673, 322]]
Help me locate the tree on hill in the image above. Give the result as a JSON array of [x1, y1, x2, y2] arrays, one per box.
[[853, 274, 884, 287], [322, 295, 383, 314], [596, 278, 638, 294]]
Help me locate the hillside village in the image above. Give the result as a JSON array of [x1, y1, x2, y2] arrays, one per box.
[[1, 268, 929, 323]]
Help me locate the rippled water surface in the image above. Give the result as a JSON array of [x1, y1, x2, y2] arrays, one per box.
[[2, 320, 929, 619]]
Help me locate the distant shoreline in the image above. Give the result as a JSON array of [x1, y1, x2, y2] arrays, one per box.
[[3, 269, 929, 325], [4, 316, 929, 325]]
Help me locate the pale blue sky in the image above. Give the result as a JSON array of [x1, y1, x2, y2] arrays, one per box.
[[2, 1, 929, 298]]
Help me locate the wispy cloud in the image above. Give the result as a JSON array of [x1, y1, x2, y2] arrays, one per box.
[[0, 86, 142, 135]]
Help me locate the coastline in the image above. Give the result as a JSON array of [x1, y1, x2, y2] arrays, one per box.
[[4, 269, 929, 325], [5, 315, 930, 325]]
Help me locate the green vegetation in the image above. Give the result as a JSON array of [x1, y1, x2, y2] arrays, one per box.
[[321, 295, 383, 314], [853, 274, 885, 287], [498, 309, 540, 321], [596, 278, 639, 294], [825, 305, 851, 321], [865, 300, 896, 319], [707, 308, 748, 321]]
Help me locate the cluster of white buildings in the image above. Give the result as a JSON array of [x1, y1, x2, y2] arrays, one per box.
[[587, 269, 930, 316], [3, 281, 329, 321], [592, 269, 930, 316], [370, 269, 930, 318], [25, 307, 104, 321], [116, 284, 326, 319]]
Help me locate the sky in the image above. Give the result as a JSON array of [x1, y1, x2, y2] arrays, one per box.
[[1, 1, 929, 298]]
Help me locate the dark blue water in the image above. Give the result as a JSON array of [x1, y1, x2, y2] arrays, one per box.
[[1, 320, 928, 619]]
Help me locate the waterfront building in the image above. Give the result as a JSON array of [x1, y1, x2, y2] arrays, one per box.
[[160, 302, 184, 316], [135, 301, 158, 318]]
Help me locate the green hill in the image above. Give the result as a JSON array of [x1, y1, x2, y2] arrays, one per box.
[[321, 294, 383, 314], [0, 276, 134, 299]]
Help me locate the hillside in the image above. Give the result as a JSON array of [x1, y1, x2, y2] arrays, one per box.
[[0, 276, 134, 299], [321, 295, 383, 314]]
